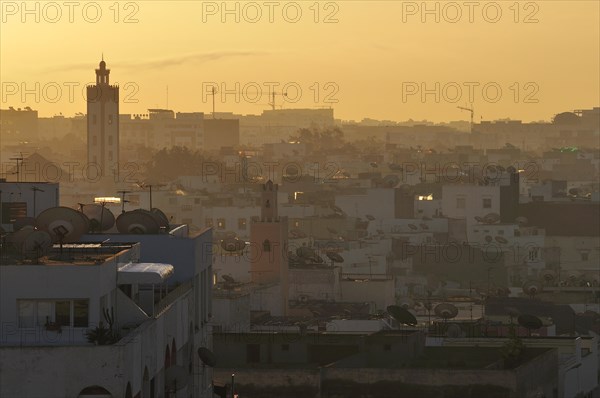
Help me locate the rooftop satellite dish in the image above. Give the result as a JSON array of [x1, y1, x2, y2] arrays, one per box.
[[150, 208, 170, 228], [483, 213, 500, 224], [420, 223, 429, 230], [434, 303, 459, 320], [365, 214, 375, 221], [22, 230, 52, 260], [222, 274, 236, 284], [197, 347, 217, 367], [474, 216, 484, 223], [495, 236, 508, 244], [13, 217, 36, 231], [369, 162, 378, 168], [522, 280, 540, 298], [116, 210, 160, 234], [296, 246, 316, 259], [540, 270, 555, 283], [326, 251, 344, 263], [515, 216, 528, 226], [221, 237, 245, 252], [387, 305, 417, 326], [408, 223, 418, 230], [81, 204, 115, 232], [383, 175, 400, 188], [446, 323, 462, 338], [484, 235, 493, 243], [36, 207, 89, 243], [165, 365, 189, 390], [517, 314, 543, 335], [8, 226, 35, 250]]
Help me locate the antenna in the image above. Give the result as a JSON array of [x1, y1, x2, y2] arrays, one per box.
[[9, 153, 24, 182], [117, 190, 131, 214], [137, 183, 166, 210]]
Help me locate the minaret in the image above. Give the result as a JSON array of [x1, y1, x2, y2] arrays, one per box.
[[87, 58, 119, 178], [250, 180, 289, 315]]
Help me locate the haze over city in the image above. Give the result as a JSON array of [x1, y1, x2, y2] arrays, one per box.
[[1, 1, 599, 398]]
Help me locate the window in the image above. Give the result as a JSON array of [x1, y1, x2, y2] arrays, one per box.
[[456, 197, 466, 209], [217, 218, 226, 230], [263, 240, 271, 252], [205, 218, 213, 228], [483, 198, 492, 209], [265, 200, 271, 208], [17, 299, 89, 328], [581, 252, 589, 261], [238, 218, 247, 230]]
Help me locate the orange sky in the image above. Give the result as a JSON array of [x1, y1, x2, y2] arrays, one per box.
[[1, 1, 598, 122]]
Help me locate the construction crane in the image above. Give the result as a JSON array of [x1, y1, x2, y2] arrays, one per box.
[[457, 105, 475, 133]]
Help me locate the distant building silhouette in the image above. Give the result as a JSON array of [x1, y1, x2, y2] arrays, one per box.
[[87, 58, 119, 177]]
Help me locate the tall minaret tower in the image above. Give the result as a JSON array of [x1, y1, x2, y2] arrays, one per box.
[[250, 180, 289, 315], [87, 57, 119, 178]]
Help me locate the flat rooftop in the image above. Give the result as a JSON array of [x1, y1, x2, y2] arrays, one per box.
[[0, 242, 136, 266]]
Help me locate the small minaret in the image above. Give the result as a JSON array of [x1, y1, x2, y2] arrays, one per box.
[[261, 180, 278, 222], [250, 180, 289, 315], [87, 57, 119, 178]]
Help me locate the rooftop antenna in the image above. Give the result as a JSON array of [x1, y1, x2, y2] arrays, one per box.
[[117, 190, 131, 214], [166, 85, 169, 109], [137, 183, 166, 210], [9, 153, 24, 182]]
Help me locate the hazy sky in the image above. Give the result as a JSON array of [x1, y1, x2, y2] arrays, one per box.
[[1, 1, 599, 122]]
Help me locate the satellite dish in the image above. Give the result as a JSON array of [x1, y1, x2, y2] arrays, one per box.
[[197, 347, 217, 367], [116, 210, 160, 234], [81, 204, 115, 232], [221, 237, 245, 252], [446, 323, 462, 338], [517, 314, 543, 334], [369, 162, 378, 168], [387, 305, 417, 326], [434, 303, 459, 320], [165, 365, 189, 390], [296, 246, 316, 259], [474, 216, 484, 223], [222, 274, 236, 284], [36, 207, 89, 243], [540, 270, 555, 283], [408, 223, 418, 230], [8, 226, 35, 250], [484, 235, 493, 243], [522, 280, 540, 298], [495, 236, 508, 244], [22, 230, 52, 259], [419, 223, 429, 230], [365, 214, 375, 221], [13, 217, 36, 231], [515, 216, 528, 225], [483, 213, 500, 224], [326, 251, 344, 263], [150, 208, 170, 228], [383, 175, 400, 188]]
